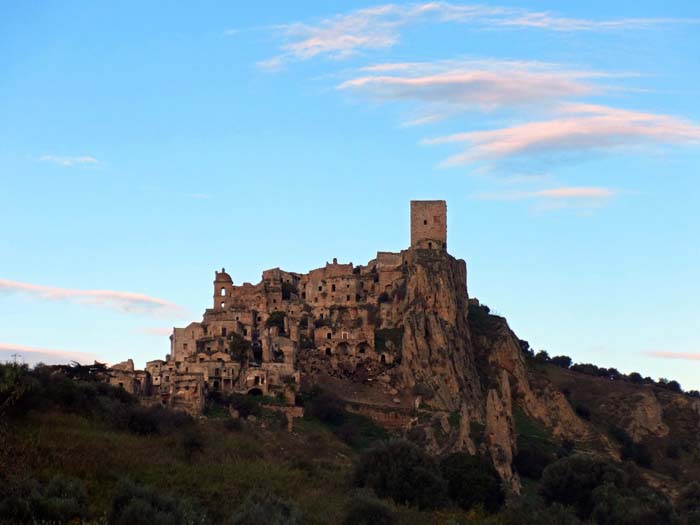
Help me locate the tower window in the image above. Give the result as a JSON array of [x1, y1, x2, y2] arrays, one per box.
[[220, 289, 226, 296], [423, 219, 427, 225], [331, 284, 336, 291]]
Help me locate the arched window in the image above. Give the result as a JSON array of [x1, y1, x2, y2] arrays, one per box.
[[220, 288, 226, 296]]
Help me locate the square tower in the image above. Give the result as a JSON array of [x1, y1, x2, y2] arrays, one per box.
[[410, 200, 447, 250]]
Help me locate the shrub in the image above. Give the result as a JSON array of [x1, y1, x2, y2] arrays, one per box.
[[534, 351, 550, 364], [182, 431, 204, 462], [551, 356, 573, 369], [609, 427, 652, 469], [591, 484, 675, 525], [109, 479, 204, 525], [500, 499, 582, 525], [229, 492, 302, 525], [0, 474, 89, 524], [439, 452, 504, 512], [224, 417, 243, 431], [265, 311, 286, 331], [353, 439, 447, 510], [541, 454, 628, 518], [514, 443, 555, 480], [678, 481, 700, 515], [575, 403, 591, 420], [342, 490, 397, 525]]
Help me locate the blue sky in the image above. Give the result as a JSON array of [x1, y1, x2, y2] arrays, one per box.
[[1, 1, 699, 389]]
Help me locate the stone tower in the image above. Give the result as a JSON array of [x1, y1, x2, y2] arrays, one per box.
[[213, 268, 233, 310], [410, 200, 447, 250]]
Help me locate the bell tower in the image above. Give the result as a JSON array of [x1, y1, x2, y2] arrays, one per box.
[[213, 268, 233, 309]]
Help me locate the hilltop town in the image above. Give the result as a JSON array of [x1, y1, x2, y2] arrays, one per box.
[[109, 201, 453, 415]]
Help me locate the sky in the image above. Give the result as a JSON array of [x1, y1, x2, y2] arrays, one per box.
[[1, 1, 699, 389]]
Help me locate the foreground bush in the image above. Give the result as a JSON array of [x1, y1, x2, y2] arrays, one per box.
[[0, 474, 89, 524], [229, 492, 302, 525], [342, 490, 397, 525], [353, 439, 447, 510], [439, 452, 504, 512], [109, 479, 205, 525]]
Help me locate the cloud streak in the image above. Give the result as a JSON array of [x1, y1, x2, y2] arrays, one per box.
[[645, 351, 700, 361], [339, 59, 607, 113], [39, 155, 99, 166], [0, 342, 97, 364], [424, 104, 700, 165], [474, 186, 615, 201], [263, 3, 696, 65], [0, 279, 185, 316]]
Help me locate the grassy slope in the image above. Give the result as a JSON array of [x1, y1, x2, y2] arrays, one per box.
[[536, 363, 700, 488], [3, 409, 476, 524]]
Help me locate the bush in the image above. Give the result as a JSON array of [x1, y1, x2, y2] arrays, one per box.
[[575, 403, 592, 420], [541, 454, 628, 518], [500, 499, 582, 525], [439, 452, 504, 512], [229, 492, 302, 525], [265, 311, 286, 331], [609, 427, 652, 469], [678, 482, 700, 515], [591, 484, 675, 525], [342, 490, 397, 525], [0, 474, 89, 524], [514, 443, 555, 480], [551, 356, 573, 369], [109, 479, 204, 525], [353, 439, 447, 510]]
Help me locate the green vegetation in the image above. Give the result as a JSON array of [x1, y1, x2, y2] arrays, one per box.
[[2, 361, 698, 524], [265, 311, 286, 331], [352, 439, 447, 510], [374, 328, 404, 353]]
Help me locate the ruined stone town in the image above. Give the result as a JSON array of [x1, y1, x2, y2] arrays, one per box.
[[109, 201, 451, 416]]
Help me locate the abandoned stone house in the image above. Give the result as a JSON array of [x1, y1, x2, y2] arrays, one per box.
[[109, 200, 449, 414]]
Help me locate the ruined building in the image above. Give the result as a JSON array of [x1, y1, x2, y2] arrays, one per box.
[[110, 200, 449, 413], [110, 200, 594, 488]]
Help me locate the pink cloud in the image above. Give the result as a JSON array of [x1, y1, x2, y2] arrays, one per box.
[[338, 61, 603, 111], [262, 3, 696, 66], [424, 104, 700, 165], [0, 278, 185, 316], [0, 342, 97, 364], [644, 351, 700, 361], [474, 186, 615, 203]]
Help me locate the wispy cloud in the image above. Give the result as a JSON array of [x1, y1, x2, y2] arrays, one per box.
[[0, 279, 185, 317], [0, 342, 97, 365], [339, 59, 607, 114], [475, 186, 615, 200], [473, 186, 616, 210], [644, 351, 700, 361], [39, 155, 99, 167], [262, 3, 696, 66], [424, 104, 700, 165]]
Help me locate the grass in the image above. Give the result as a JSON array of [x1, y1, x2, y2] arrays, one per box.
[[1, 409, 478, 524]]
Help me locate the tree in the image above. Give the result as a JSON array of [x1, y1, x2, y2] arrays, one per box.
[[514, 444, 555, 479], [439, 452, 504, 512], [550, 356, 573, 369], [353, 440, 447, 510], [628, 372, 643, 384], [534, 351, 550, 364], [540, 454, 627, 518]]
